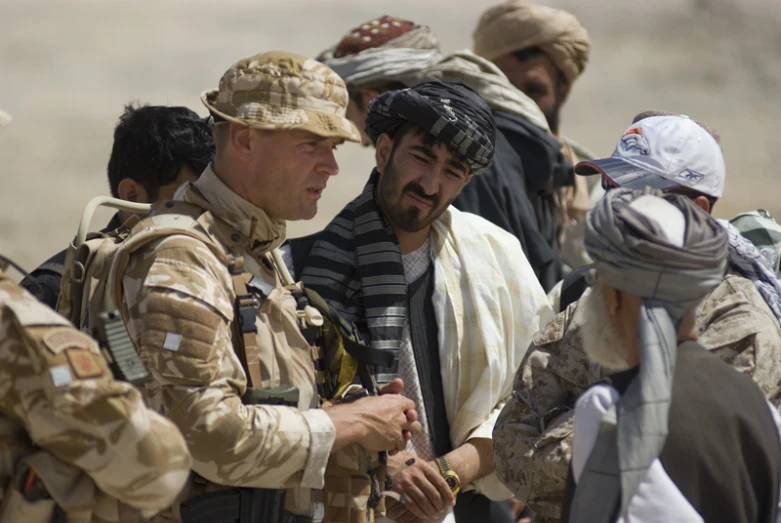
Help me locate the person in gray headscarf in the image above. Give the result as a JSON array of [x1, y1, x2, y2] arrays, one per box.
[[491, 112, 781, 523], [561, 187, 781, 523]]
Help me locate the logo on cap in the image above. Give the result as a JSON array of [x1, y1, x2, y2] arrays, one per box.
[[620, 127, 651, 156], [677, 169, 705, 184]]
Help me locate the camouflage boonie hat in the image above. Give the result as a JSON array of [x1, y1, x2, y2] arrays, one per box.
[[201, 51, 360, 142], [0, 108, 11, 131]]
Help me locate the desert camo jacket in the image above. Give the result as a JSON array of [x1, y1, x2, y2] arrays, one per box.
[[0, 271, 191, 522], [492, 274, 781, 523], [120, 168, 335, 521]]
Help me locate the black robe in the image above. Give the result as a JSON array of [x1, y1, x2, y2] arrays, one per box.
[[561, 341, 781, 523], [452, 110, 572, 292]]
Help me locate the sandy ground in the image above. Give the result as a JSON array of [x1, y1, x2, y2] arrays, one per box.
[[1, 0, 780, 275]]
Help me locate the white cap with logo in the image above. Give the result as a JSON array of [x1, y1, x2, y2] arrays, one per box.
[[575, 114, 725, 198]]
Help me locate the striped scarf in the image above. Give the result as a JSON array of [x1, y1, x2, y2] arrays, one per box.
[[299, 171, 404, 383]]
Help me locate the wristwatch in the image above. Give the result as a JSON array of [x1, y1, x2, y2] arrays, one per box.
[[434, 456, 461, 495]]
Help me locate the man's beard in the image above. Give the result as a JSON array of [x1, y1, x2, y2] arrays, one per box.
[[376, 160, 453, 233], [580, 285, 632, 372], [544, 106, 560, 136], [544, 83, 564, 135]]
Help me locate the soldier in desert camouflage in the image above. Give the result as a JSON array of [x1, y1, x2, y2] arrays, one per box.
[[492, 113, 781, 522], [114, 51, 421, 523], [0, 109, 191, 523]]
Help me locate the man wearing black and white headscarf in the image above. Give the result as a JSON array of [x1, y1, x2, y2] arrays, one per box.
[[318, 16, 576, 292], [285, 82, 553, 523], [562, 188, 781, 523]]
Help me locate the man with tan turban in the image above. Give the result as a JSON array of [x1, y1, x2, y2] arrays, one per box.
[[474, 1, 594, 269]]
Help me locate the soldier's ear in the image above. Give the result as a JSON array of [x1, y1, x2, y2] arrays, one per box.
[[117, 178, 149, 204], [229, 123, 254, 162], [692, 195, 711, 213]]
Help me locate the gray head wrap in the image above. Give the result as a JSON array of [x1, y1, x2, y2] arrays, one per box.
[[570, 187, 727, 522]]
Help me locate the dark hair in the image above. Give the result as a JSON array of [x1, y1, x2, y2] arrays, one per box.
[[107, 103, 215, 200], [349, 82, 409, 111]]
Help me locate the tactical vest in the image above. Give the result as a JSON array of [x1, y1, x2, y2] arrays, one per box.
[[58, 196, 393, 523]]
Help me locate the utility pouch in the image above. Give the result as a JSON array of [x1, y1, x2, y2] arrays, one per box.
[[0, 464, 58, 523]]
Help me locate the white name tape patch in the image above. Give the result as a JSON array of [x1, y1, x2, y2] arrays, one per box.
[[50, 365, 73, 387], [163, 333, 183, 352]]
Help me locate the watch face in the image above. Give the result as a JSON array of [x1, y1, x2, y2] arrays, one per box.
[[445, 476, 459, 490]]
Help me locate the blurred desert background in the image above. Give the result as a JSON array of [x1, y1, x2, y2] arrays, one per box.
[[1, 0, 780, 276]]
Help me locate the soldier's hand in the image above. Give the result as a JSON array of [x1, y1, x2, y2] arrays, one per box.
[[380, 377, 405, 395], [356, 394, 421, 452], [378, 378, 418, 449], [327, 394, 421, 453], [387, 452, 455, 520]]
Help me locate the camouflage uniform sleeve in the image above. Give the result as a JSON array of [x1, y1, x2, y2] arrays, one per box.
[[492, 301, 598, 523], [122, 236, 335, 489], [698, 276, 781, 407], [2, 287, 191, 516]]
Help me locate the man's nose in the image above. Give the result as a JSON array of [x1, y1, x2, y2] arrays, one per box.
[[417, 168, 439, 195], [317, 150, 340, 177]]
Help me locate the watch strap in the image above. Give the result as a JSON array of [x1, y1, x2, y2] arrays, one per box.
[[435, 456, 452, 474]]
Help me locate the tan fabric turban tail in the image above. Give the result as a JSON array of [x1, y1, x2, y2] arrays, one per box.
[[473, 0, 591, 84]]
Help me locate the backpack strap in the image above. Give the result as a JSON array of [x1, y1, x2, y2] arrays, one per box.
[[226, 256, 265, 391]]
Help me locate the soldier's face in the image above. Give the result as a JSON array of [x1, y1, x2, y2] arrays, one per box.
[[246, 129, 343, 220], [374, 128, 472, 233]]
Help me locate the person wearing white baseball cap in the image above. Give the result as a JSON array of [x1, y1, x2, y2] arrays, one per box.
[[491, 110, 781, 523], [576, 112, 724, 213]]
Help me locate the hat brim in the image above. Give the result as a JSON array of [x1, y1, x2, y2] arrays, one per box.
[[575, 157, 681, 192], [201, 89, 361, 143]]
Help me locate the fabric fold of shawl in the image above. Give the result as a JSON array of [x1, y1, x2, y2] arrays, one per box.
[[719, 219, 781, 324], [730, 209, 781, 278], [409, 50, 551, 132], [571, 188, 727, 523], [323, 46, 550, 131]]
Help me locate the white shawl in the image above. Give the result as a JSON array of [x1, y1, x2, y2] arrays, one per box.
[[431, 207, 554, 498]]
